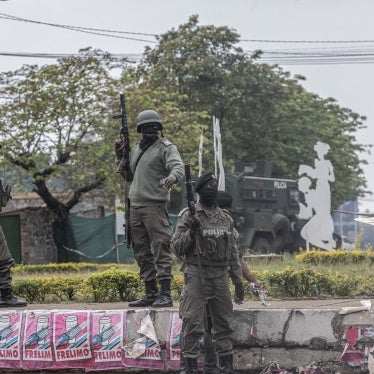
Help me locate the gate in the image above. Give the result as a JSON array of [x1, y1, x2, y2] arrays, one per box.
[[0, 215, 21, 263]]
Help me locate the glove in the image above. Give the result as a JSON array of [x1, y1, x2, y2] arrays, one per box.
[[160, 175, 176, 191], [185, 216, 200, 236], [114, 138, 126, 158], [234, 283, 245, 304]]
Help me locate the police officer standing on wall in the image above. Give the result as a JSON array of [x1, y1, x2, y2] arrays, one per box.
[[172, 172, 244, 374], [115, 110, 184, 308], [0, 181, 27, 308]]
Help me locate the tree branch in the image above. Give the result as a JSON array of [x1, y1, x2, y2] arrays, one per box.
[[66, 177, 105, 210]]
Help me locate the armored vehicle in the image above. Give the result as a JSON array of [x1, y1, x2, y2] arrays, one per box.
[[225, 161, 304, 253]]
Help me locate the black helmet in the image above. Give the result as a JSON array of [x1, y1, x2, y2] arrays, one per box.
[[136, 110, 163, 133]]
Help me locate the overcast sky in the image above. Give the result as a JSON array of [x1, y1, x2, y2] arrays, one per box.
[[1, 0, 374, 211]]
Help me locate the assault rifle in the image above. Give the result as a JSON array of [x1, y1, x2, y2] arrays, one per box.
[[184, 163, 196, 218], [113, 93, 131, 177], [113, 94, 132, 246], [184, 164, 201, 253]]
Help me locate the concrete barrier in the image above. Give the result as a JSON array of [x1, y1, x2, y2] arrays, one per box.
[[0, 299, 372, 373]]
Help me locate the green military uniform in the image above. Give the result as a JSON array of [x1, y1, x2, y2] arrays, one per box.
[[116, 109, 184, 308], [129, 137, 184, 282], [0, 226, 15, 290], [172, 202, 242, 359], [0, 180, 27, 308]]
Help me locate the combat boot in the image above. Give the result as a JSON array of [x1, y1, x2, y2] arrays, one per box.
[[152, 278, 173, 307], [179, 352, 186, 374], [219, 354, 236, 374], [128, 280, 158, 307], [203, 363, 220, 374], [0, 288, 27, 308], [185, 357, 198, 374]]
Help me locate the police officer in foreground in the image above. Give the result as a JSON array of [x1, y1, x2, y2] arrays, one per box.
[[179, 190, 263, 374], [0, 181, 27, 308], [172, 172, 244, 374], [115, 110, 184, 308]]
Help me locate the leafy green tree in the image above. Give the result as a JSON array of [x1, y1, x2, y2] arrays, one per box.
[[0, 48, 126, 259], [135, 15, 369, 207]]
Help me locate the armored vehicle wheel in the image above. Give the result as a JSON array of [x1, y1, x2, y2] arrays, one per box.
[[272, 213, 290, 252], [253, 237, 272, 253]]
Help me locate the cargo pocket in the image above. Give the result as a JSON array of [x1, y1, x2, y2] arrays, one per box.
[[216, 233, 229, 260], [205, 238, 216, 256], [158, 206, 173, 234]]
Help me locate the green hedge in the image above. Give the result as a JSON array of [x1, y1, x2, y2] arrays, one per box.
[[261, 267, 373, 298], [12, 262, 119, 274], [296, 249, 374, 265], [12, 267, 374, 303], [12, 269, 185, 304]]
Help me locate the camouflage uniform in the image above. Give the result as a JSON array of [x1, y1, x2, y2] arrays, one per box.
[[172, 202, 242, 359]]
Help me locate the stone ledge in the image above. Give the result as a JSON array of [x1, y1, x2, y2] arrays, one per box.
[[0, 299, 371, 373]]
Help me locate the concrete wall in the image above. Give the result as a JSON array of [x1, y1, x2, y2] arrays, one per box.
[[150, 307, 373, 373], [1, 192, 112, 264], [20, 207, 57, 264], [0, 301, 372, 373]]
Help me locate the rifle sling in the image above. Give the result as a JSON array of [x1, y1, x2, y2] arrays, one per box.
[[132, 138, 158, 175]]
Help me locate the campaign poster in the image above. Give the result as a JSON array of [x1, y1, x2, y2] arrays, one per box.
[[22, 311, 54, 370], [53, 311, 92, 369], [122, 309, 164, 370], [88, 310, 125, 371], [341, 325, 374, 367], [0, 310, 22, 369]]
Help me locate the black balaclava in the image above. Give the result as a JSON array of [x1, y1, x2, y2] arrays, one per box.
[[196, 172, 218, 207], [216, 190, 233, 211], [139, 123, 159, 150]]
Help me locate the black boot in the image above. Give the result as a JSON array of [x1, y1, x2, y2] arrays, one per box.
[[0, 288, 27, 308], [185, 357, 198, 374], [152, 278, 173, 307], [128, 280, 158, 307], [219, 354, 235, 374], [179, 352, 186, 374]]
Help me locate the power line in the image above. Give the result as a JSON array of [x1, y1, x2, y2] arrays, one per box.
[[241, 38, 374, 44], [0, 51, 142, 62], [2, 50, 374, 66], [0, 12, 157, 43], [245, 47, 374, 65], [2, 12, 374, 65], [2, 12, 374, 45]]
